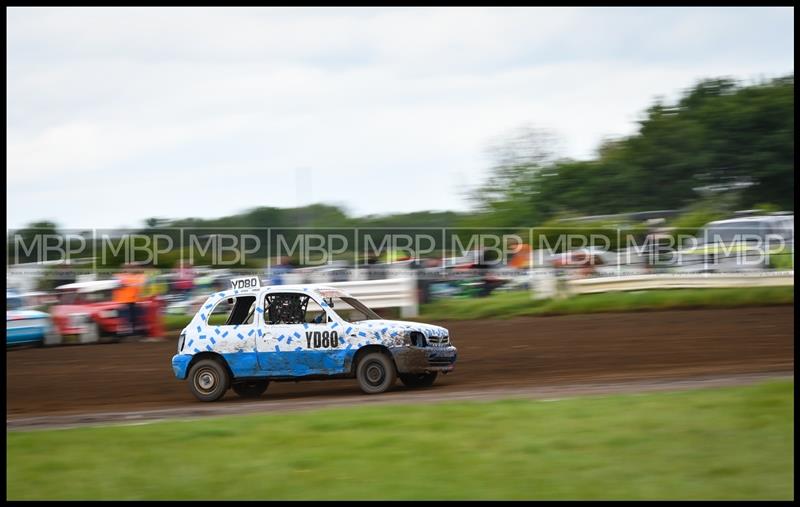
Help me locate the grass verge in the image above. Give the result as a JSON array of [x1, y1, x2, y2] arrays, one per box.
[[6, 380, 794, 500]]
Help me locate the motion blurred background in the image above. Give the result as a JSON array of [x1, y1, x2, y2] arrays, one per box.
[[6, 6, 794, 500]]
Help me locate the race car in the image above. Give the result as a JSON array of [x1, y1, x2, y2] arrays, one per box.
[[50, 279, 158, 343], [171, 276, 457, 401], [7, 290, 61, 347], [49, 280, 124, 343]]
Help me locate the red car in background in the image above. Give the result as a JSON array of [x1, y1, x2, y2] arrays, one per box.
[[50, 280, 155, 343]]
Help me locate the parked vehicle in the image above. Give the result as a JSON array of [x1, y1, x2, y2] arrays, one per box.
[[50, 280, 155, 343], [678, 214, 794, 272], [18, 291, 58, 309], [172, 276, 457, 401], [6, 291, 61, 347]]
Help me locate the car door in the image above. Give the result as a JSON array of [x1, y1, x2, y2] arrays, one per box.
[[255, 292, 348, 376], [194, 294, 261, 376]]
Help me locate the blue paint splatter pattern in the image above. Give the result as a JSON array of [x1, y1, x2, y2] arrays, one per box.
[[180, 287, 451, 362]]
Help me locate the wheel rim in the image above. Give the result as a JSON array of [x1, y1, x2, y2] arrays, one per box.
[[194, 367, 218, 394], [365, 361, 385, 386]]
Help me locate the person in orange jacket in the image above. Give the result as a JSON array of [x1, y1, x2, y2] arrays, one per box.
[[114, 265, 147, 336], [142, 267, 166, 341]]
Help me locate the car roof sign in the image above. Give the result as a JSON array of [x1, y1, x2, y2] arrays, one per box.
[[230, 276, 260, 290]]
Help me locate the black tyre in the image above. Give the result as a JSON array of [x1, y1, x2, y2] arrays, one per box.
[[99, 329, 122, 344], [188, 358, 230, 402], [232, 380, 269, 398], [356, 352, 397, 394], [399, 372, 438, 388]]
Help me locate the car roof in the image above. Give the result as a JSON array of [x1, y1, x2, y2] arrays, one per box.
[[55, 280, 121, 292], [213, 284, 353, 299]]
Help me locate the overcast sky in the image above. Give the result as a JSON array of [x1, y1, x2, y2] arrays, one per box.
[[7, 7, 794, 229]]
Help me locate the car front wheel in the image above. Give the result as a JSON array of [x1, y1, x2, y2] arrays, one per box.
[[356, 352, 397, 394], [188, 359, 230, 402]]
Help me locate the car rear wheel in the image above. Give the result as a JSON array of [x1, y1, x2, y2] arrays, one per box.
[[356, 352, 397, 394], [188, 359, 230, 402], [232, 380, 269, 398], [399, 372, 438, 388]]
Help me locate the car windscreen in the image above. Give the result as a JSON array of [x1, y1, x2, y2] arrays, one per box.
[[58, 290, 78, 304], [328, 296, 381, 322], [81, 289, 115, 303]]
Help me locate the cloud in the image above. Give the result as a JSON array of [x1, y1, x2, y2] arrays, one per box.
[[6, 7, 794, 228]]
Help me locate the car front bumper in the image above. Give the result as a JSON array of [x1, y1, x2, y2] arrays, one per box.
[[172, 354, 192, 379], [391, 345, 458, 374]]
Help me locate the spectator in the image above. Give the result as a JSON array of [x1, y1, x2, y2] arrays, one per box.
[[142, 266, 166, 342], [113, 264, 146, 336]]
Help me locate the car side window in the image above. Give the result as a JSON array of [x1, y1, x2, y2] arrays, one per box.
[[305, 298, 330, 324], [208, 296, 255, 326], [264, 293, 307, 325], [226, 296, 256, 325]]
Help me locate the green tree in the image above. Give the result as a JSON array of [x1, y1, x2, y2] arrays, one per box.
[[472, 74, 794, 225]]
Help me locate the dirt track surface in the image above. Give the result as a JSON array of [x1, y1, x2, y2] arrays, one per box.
[[6, 306, 794, 427]]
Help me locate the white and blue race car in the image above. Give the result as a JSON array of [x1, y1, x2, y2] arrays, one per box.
[[172, 277, 457, 401]]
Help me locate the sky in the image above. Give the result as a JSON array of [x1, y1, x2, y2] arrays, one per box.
[[6, 7, 794, 229]]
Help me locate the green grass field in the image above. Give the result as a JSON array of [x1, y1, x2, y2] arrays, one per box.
[[419, 286, 794, 321], [7, 380, 793, 500]]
